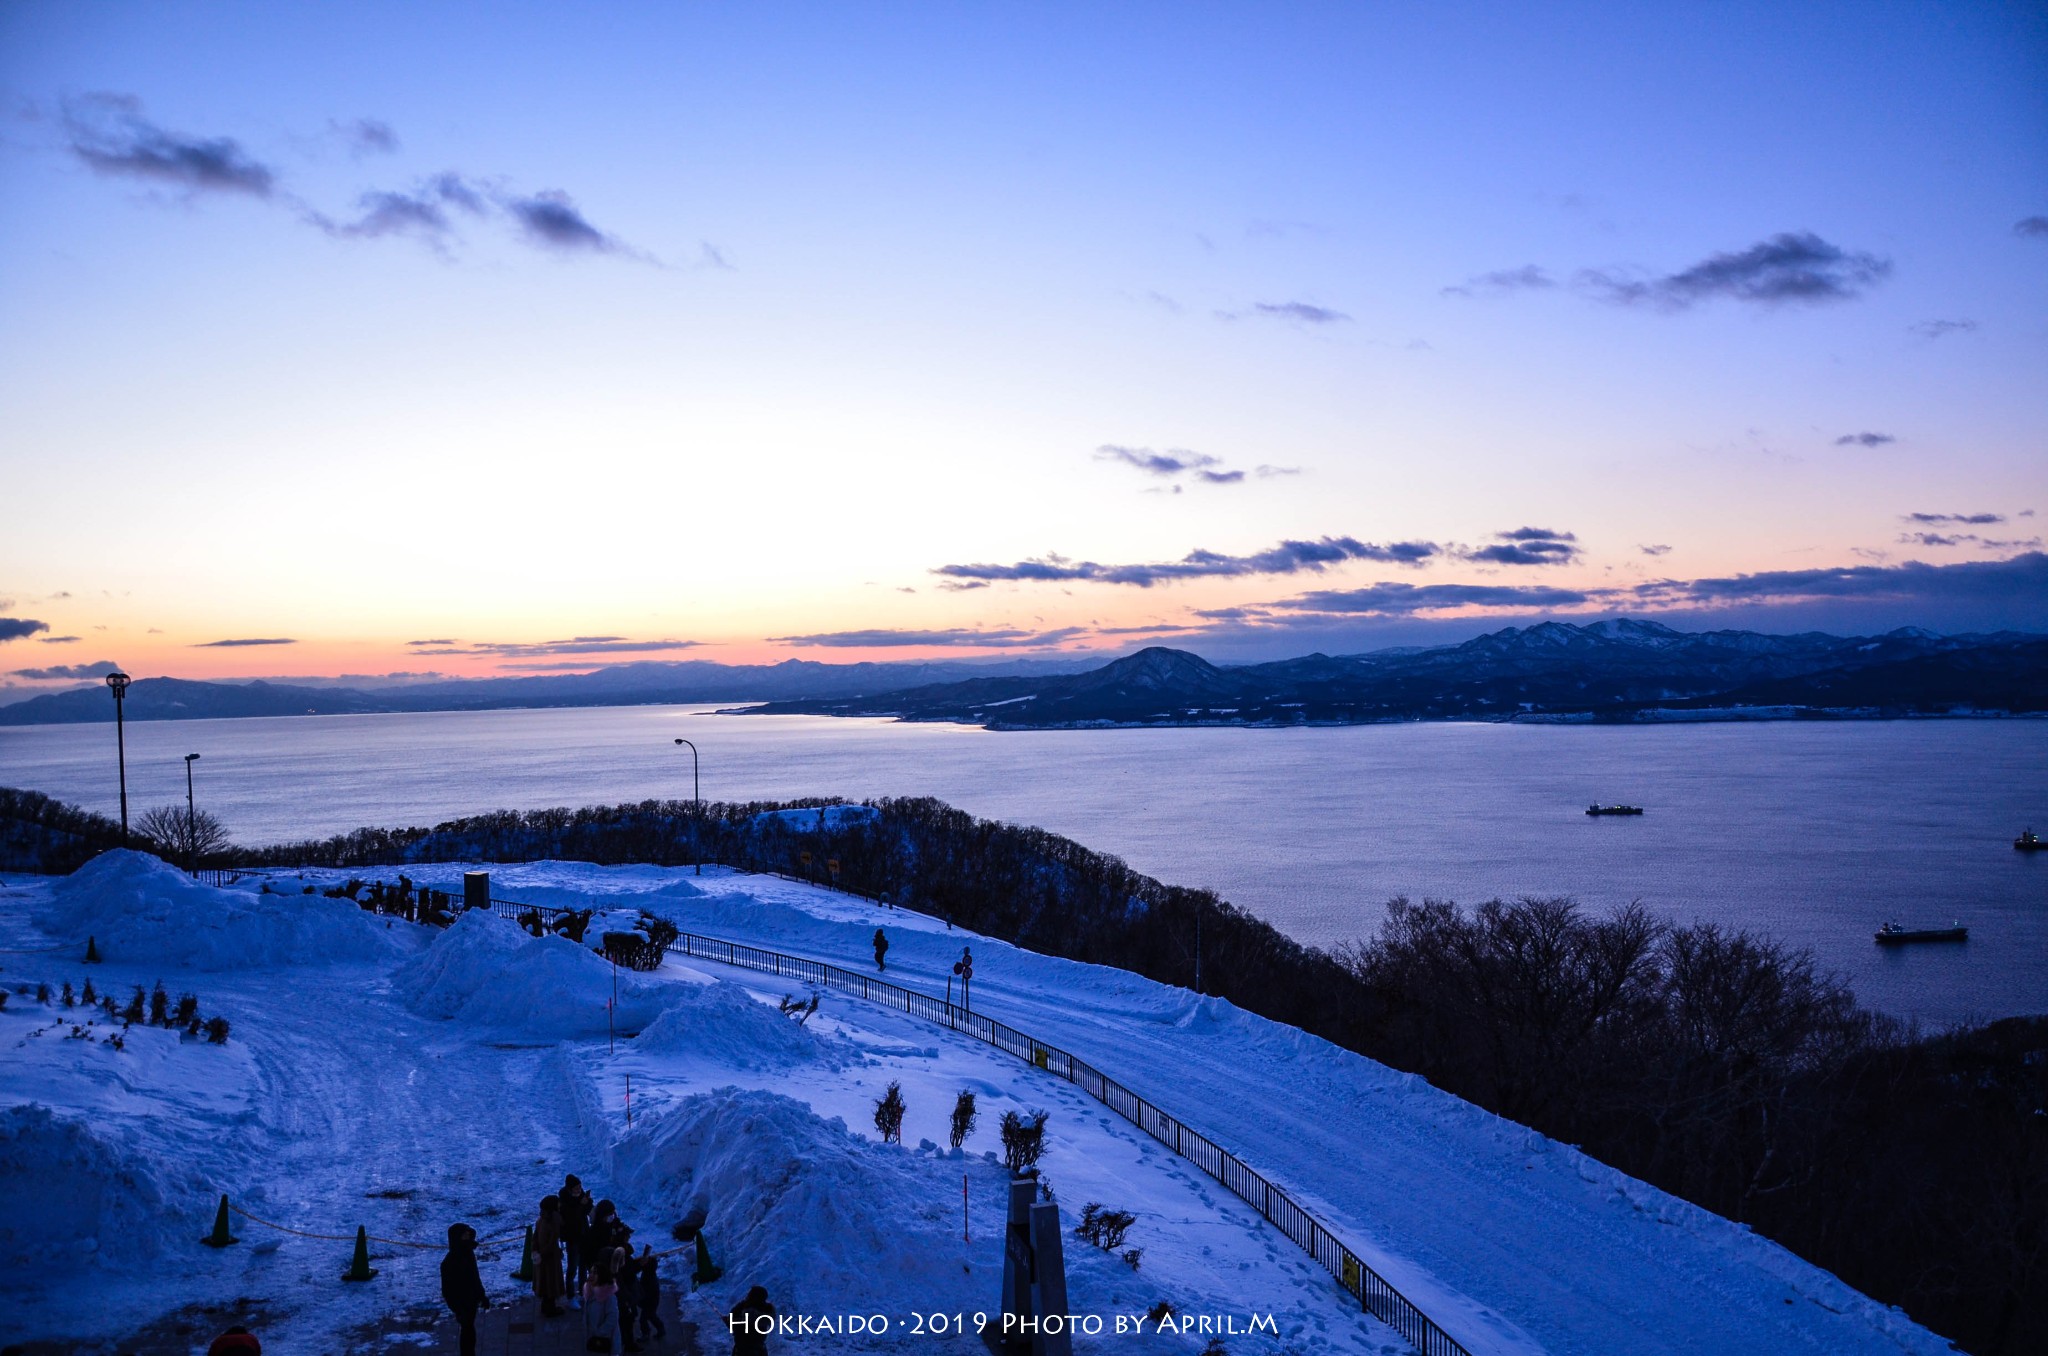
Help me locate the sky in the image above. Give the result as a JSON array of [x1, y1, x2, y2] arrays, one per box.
[[2, 1, 2046, 696]]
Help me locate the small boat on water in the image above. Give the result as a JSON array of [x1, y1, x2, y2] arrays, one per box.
[[2017, 828, 2045, 852], [1874, 921, 1969, 945], [1585, 804, 1644, 816]]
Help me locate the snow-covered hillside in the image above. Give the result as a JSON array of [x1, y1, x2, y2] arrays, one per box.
[[2, 855, 1954, 1355]]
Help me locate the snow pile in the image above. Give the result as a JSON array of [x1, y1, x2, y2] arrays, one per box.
[[609, 1088, 987, 1325], [0, 1104, 209, 1273], [37, 851, 402, 970], [632, 981, 836, 1072], [750, 804, 879, 833], [395, 909, 673, 1036]]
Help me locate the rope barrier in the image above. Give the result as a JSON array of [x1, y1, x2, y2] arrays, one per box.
[[227, 1203, 523, 1253]]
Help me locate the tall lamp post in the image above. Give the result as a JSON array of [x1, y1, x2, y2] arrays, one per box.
[[105, 671, 131, 846], [673, 738, 700, 875], [184, 753, 202, 870]]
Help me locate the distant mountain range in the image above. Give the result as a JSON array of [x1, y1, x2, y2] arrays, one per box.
[[3, 620, 2041, 728], [738, 620, 2048, 728], [0, 656, 1098, 725]]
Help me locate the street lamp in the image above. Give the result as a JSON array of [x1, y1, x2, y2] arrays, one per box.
[[105, 671, 131, 846], [673, 738, 701, 875], [184, 753, 202, 870]]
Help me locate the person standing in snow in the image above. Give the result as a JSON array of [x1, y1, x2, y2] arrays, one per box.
[[534, 1194, 566, 1318], [635, 1245, 668, 1343], [581, 1247, 619, 1352], [585, 1200, 621, 1285], [873, 927, 888, 971], [562, 1175, 593, 1300], [612, 1246, 643, 1352], [728, 1285, 775, 1356], [440, 1223, 490, 1356]]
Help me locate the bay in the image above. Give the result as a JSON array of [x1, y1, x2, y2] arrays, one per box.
[[3, 706, 2043, 1026]]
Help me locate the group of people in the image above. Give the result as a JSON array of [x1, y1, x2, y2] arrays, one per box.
[[532, 1174, 668, 1352], [434, 1174, 784, 1355]]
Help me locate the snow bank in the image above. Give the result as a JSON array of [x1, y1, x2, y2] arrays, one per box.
[[37, 851, 403, 971], [609, 1088, 988, 1323], [395, 909, 673, 1037], [632, 981, 835, 1072], [0, 1104, 208, 1273]]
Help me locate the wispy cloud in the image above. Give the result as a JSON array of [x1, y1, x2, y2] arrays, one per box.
[[1904, 512, 2004, 526], [1462, 526, 1581, 566], [1580, 232, 1891, 309], [1632, 551, 2048, 608], [1909, 319, 1976, 340], [1278, 582, 1592, 616], [1899, 532, 2043, 550], [1441, 265, 1555, 299], [934, 536, 1440, 588], [337, 117, 398, 156], [1834, 431, 1896, 448], [1094, 444, 1260, 487], [0, 618, 51, 643], [64, 95, 276, 197], [9, 660, 122, 680], [39, 635, 81, 644], [768, 627, 1085, 648], [405, 636, 699, 658], [194, 637, 297, 647], [506, 191, 622, 253], [64, 97, 641, 261], [1639, 544, 1672, 557], [1246, 301, 1350, 324], [2014, 216, 2048, 239]]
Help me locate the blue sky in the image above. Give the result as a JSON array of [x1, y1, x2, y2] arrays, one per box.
[[2, 2, 2045, 690]]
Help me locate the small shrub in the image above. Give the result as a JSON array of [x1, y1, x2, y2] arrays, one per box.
[[105, 1031, 125, 1051], [949, 1091, 979, 1149], [61, 982, 75, 1007], [777, 994, 819, 1025], [149, 982, 169, 1026], [1147, 1300, 1174, 1326], [1075, 1203, 1137, 1251], [998, 1109, 1049, 1173], [873, 1081, 906, 1144], [36, 982, 51, 1003], [1199, 1340, 1227, 1356], [641, 914, 680, 951], [205, 1016, 231, 1045], [80, 979, 96, 1006], [555, 909, 592, 944], [0, 992, 7, 1012], [123, 986, 145, 1024], [1122, 1247, 1143, 1270], [100, 995, 118, 1018], [175, 993, 199, 1026]]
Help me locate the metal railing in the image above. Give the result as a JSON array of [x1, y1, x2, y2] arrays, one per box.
[[484, 892, 1473, 1356]]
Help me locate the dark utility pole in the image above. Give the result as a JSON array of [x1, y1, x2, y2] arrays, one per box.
[[184, 753, 202, 869], [673, 738, 701, 875], [106, 672, 131, 846]]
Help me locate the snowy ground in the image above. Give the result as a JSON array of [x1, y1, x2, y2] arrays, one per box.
[[1, 854, 1956, 1356]]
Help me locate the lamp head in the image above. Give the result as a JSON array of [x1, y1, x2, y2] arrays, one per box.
[[105, 671, 130, 698], [185, 753, 201, 763]]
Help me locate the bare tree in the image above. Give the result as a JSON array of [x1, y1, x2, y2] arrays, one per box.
[[135, 804, 232, 866]]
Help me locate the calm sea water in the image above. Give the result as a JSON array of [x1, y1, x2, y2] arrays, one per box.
[[4, 706, 2044, 1026]]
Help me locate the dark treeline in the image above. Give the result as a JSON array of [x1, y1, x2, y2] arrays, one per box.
[[0, 786, 125, 873], [5, 789, 2041, 1352]]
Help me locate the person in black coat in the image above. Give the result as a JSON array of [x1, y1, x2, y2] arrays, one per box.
[[613, 1243, 642, 1352], [728, 1285, 774, 1356], [440, 1223, 490, 1356], [561, 1175, 593, 1297], [635, 1246, 667, 1342], [873, 928, 888, 971]]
